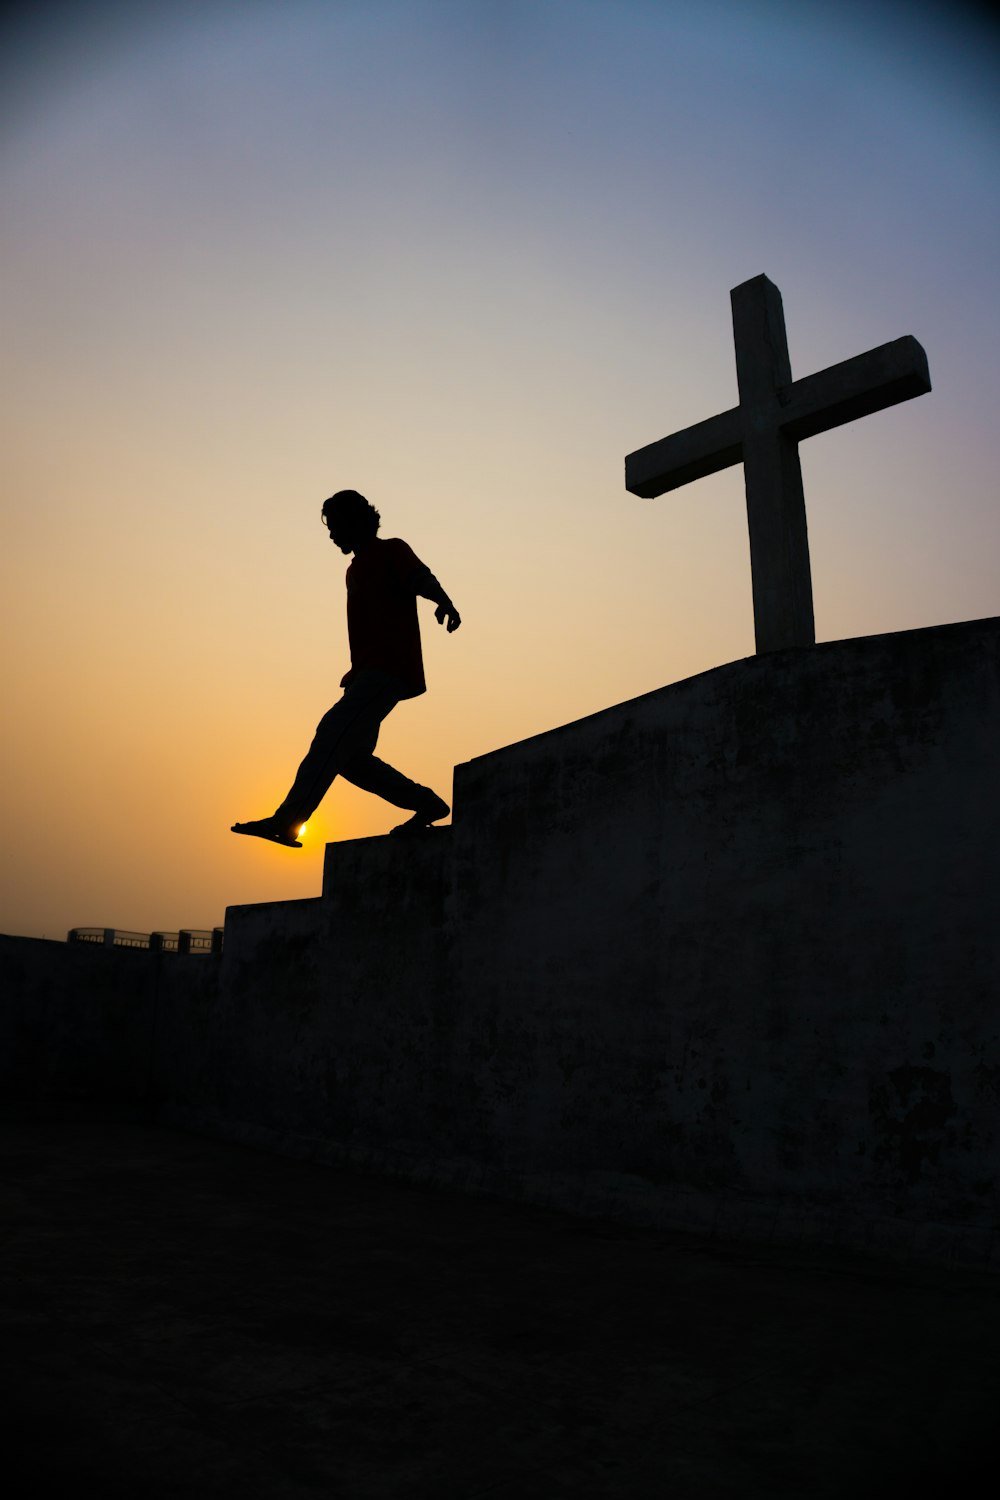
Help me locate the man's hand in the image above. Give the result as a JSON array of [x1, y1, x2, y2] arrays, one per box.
[[435, 602, 461, 632], [411, 565, 461, 632]]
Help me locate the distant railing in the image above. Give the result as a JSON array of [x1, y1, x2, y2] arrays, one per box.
[[67, 927, 224, 955]]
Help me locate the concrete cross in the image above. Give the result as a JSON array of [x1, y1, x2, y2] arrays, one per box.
[[625, 275, 931, 653]]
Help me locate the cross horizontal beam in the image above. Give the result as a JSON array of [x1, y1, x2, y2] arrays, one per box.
[[780, 336, 930, 442], [625, 274, 932, 654], [625, 334, 930, 499], [625, 408, 742, 498]]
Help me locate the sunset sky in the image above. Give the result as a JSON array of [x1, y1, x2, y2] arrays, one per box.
[[3, 0, 998, 941]]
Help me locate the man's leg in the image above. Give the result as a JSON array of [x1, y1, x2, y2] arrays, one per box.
[[337, 694, 450, 832], [233, 670, 448, 845], [340, 752, 448, 822], [269, 675, 402, 834]]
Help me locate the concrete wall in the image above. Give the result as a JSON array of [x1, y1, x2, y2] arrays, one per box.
[[0, 935, 219, 1112], [168, 616, 1000, 1263], [4, 616, 999, 1265]]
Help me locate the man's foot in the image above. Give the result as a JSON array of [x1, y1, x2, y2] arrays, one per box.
[[389, 792, 450, 837], [231, 818, 302, 848]]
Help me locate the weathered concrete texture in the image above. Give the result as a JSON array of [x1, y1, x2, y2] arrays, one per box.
[[3, 617, 998, 1265], [153, 616, 1000, 1265], [0, 934, 219, 1109]]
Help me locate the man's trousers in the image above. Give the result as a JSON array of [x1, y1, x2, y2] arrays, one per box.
[[272, 669, 432, 830]]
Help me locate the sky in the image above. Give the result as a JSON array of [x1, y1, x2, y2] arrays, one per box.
[[2, 0, 998, 941]]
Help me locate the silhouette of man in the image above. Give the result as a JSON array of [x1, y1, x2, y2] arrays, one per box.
[[232, 490, 461, 848]]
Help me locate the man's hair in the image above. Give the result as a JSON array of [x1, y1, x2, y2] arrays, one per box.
[[321, 489, 381, 538]]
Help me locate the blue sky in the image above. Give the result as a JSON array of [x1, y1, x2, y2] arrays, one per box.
[[2, 0, 998, 936]]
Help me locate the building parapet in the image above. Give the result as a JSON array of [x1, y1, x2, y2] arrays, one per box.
[[67, 927, 223, 955]]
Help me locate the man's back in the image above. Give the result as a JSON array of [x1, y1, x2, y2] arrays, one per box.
[[344, 537, 426, 698]]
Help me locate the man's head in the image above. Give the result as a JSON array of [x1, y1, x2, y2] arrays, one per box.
[[321, 490, 381, 554]]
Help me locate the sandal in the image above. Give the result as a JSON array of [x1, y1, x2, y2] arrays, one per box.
[[231, 818, 302, 848]]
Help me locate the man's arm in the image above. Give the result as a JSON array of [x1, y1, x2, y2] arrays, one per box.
[[410, 565, 461, 632]]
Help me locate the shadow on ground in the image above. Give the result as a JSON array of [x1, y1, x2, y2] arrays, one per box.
[[1, 1111, 996, 1498]]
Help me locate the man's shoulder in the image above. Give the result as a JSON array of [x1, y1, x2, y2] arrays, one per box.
[[378, 537, 422, 569], [351, 537, 409, 566]]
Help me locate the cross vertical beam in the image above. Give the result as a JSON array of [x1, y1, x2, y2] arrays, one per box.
[[732, 277, 814, 653], [624, 275, 931, 654]]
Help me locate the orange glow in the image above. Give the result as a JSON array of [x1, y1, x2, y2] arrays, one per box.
[[1, 1, 997, 942]]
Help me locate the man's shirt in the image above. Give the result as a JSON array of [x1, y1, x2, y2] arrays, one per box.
[[342, 537, 426, 698]]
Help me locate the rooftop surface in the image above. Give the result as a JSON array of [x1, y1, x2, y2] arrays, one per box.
[[2, 1113, 995, 1498]]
